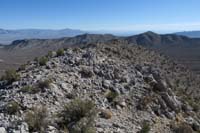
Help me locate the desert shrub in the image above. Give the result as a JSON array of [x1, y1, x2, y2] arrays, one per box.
[[80, 68, 94, 78], [174, 123, 193, 133], [25, 106, 48, 132], [18, 64, 26, 71], [183, 96, 200, 112], [38, 56, 48, 66], [46, 51, 53, 58], [20, 85, 40, 94], [58, 99, 96, 133], [137, 95, 154, 110], [73, 47, 81, 53], [37, 79, 52, 91], [34, 57, 39, 62], [105, 90, 119, 102], [56, 48, 65, 57], [139, 121, 150, 133], [1, 69, 20, 84], [21, 79, 52, 94], [6, 101, 20, 115]]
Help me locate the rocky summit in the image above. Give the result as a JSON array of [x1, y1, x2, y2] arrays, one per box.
[[0, 40, 200, 133]]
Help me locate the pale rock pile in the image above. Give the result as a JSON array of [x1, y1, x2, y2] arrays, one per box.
[[0, 41, 199, 133]]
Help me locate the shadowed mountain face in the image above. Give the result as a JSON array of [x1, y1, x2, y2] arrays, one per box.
[[126, 32, 200, 74], [0, 28, 85, 44], [1, 32, 200, 75], [126, 31, 198, 47]]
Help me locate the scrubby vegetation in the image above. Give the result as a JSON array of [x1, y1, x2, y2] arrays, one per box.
[[56, 48, 65, 57], [37, 79, 52, 90], [46, 51, 53, 58], [58, 99, 96, 133], [18, 64, 26, 71], [6, 101, 20, 115], [137, 95, 154, 110], [20, 79, 52, 94], [20, 85, 40, 94], [25, 106, 48, 132], [174, 122, 193, 133], [38, 56, 49, 66], [139, 121, 150, 133], [1, 69, 20, 83], [105, 90, 119, 102]]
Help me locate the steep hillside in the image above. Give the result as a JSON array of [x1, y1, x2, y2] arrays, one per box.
[[0, 41, 200, 132]]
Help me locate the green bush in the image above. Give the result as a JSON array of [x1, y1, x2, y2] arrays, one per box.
[[20, 85, 40, 94], [1, 69, 20, 83], [37, 79, 52, 91], [139, 121, 150, 133], [21, 79, 52, 94], [56, 48, 65, 57], [18, 64, 26, 71], [58, 99, 96, 133], [38, 56, 48, 66], [105, 90, 119, 102], [6, 101, 20, 115], [25, 106, 48, 132], [46, 51, 53, 58]]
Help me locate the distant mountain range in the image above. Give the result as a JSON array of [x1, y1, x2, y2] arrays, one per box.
[[0, 28, 85, 44], [2, 28, 200, 44], [175, 31, 200, 38], [1, 31, 200, 75]]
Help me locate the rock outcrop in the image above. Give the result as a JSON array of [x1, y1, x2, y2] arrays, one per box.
[[0, 41, 200, 133]]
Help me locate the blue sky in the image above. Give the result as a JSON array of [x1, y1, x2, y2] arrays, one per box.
[[0, 0, 200, 32]]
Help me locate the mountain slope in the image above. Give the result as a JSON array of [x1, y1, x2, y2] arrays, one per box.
[[175, 31, 200, 38], [0, 28, 85, 44], [0, 34, 117, 76], [0, 41, 199, 132], [125, 32, 200, 74], [126, 31, 196, 47], [1, 32, 200, 76]]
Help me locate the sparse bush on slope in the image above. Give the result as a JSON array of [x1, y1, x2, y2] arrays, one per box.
[[20, 85, 40, 94], [37, 79, 52, 90], [25, 106, 48, 132], [56, 48, 65, 57], [1, 69, 20, 83], [5, 101, 21, 115], [139, 121, 150, 133], [38, 56, 48, 66], [58, 99, 96, 133]]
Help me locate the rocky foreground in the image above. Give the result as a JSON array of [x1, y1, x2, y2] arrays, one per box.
[[0, 40, 200, 133]]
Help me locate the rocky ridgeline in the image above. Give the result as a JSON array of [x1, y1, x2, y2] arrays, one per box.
[[0, 41, 200, 133]]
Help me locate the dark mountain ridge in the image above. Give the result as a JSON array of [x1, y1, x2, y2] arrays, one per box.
[[1, 32, 200, 75], [126, 31, 198, 47]]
